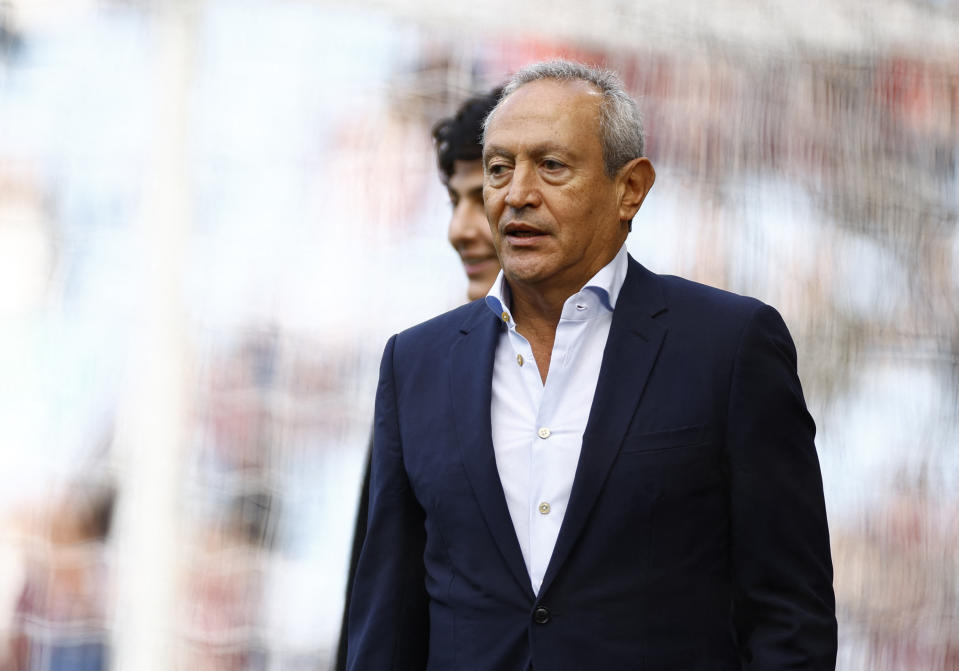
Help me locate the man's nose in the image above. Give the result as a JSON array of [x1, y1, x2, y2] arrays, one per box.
[[504, 163, 541, 209]]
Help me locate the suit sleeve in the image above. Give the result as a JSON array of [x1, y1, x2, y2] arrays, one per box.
[[346, 335, 429, 671], [726, 305, 837, 669]]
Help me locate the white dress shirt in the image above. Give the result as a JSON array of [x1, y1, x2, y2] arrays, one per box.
[[484, 244, 628, 595]]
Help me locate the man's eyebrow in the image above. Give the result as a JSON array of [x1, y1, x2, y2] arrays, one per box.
[[483, 142, 577, 162], [483, 145, 514, 163], [526, 142, 576, 160]]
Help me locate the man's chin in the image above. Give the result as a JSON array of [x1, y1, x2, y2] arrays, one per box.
[[501, 262, 549, 287]]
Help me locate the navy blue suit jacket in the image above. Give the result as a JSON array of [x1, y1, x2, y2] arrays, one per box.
[[347, 256, 837, 670]]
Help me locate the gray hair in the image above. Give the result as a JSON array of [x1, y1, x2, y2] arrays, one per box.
[[483, 59, 645, 177]]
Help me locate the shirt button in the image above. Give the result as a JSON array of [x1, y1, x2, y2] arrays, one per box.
[[537, 427, 551, 439], [516, 354, 524, 366], [501, 311, 509, 323], [538, 502, 551, 515]]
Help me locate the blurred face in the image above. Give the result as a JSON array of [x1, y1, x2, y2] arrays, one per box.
[[446, 159, 500, 300], [483, 79, 631, 297]]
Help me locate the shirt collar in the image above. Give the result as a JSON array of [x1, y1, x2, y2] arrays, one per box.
[[484, 243, 629, 324]]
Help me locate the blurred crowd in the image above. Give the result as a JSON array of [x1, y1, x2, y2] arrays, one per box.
[[1, 0, 958, 669]]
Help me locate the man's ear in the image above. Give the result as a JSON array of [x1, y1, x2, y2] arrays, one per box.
[[618, 157, 656, 224]]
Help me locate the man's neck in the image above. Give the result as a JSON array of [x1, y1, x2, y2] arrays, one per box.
[[509, 281, 566, 329], [500, 245, 626, 383], [506, 250, 619, 332], [507, 279, 579, 384]]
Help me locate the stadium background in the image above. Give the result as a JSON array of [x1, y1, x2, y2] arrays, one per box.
[[0, 0, 957, 668]]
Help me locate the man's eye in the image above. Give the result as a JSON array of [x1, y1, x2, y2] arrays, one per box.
[[542, 159, 564, 170], [488, 164, 509, 176]]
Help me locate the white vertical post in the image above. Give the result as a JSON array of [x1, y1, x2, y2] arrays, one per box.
[[110, 2, 197, 669]]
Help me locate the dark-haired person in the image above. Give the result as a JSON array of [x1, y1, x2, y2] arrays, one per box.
[[334, 87, 503, 671], [434, 87, 504, 301], [348, 60, 836, 670]]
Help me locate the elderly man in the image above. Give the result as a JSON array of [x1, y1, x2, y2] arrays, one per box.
[[347, 60, 837, 670]]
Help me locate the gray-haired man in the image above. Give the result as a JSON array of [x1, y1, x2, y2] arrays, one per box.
[[348, 60, 836, 670]]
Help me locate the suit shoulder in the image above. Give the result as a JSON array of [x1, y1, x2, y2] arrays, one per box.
[[650, 273, 795, 346], [392, 299, 487, 350], [656, 273, 767, 322], [646, 273, 797, 366]]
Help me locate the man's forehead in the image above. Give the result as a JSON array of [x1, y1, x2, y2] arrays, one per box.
[[488, 79, 601, 128], [484, 79, 602, 156]]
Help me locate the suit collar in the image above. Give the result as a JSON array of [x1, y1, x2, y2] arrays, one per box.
[[538, 256, 668, 597], [617, 253, 668, 319], [450, 302, 536, 600]]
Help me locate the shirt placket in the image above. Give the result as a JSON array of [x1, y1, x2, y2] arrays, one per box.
[[528, 324, 579, 593], [503, 326, 544, 589]]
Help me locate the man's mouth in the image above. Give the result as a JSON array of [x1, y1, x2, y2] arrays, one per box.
[[503, 222, 546, 239]]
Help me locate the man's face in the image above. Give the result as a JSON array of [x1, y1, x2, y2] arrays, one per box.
[[482, 79, 627, 297], [446, 159, 500, 301]]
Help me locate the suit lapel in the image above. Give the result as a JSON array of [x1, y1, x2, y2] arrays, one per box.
[[538, 257, 668, 598], [450, 303, 535, 600]]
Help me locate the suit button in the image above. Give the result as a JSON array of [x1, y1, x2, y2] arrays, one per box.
[[533, 606, 551, 624]]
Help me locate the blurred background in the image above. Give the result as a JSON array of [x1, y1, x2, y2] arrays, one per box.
[[0, 0, 957, 669]]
